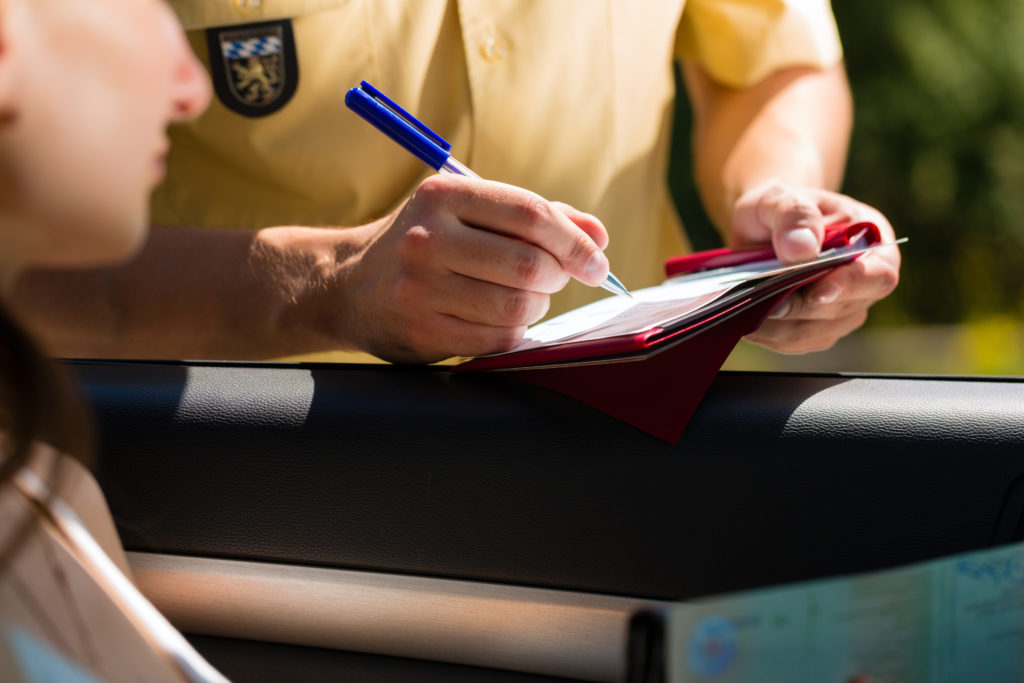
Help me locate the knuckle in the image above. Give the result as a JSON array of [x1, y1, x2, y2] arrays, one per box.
[[775, 292, 801, 320], [414, 174, 454, 201], [756, 181, 788, 203], [755, 182, 789, 210], [514, 250, 544, 287], [517, 194, 555, 232], [566, 230, 596, 265], [878, 264, 900, 295], [779, 196, 818, 223], [396, 225, 433, 262], [502, 291, 546, 326], [502, 292, 533, 325]]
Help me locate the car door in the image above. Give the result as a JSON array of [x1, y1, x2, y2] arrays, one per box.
[[69, 359, 1024, 682]]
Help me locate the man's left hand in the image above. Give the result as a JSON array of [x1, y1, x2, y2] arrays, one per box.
[[730, 182, 901, 353]]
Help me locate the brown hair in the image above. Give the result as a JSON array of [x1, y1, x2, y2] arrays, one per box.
[[0, 298, 92, 574], [0, 300, 91, 489]]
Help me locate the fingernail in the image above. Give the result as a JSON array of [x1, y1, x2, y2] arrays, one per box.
[[780, 228, 819, 261], [812, 283, 840, 304], [768, 298, 791, 319], [583, 252, 609, 284]]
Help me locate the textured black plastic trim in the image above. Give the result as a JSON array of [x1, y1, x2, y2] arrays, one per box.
[[70, 361, 1024, 600]]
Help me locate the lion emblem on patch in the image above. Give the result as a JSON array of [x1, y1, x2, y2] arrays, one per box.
[[207, 20, 299, 118]]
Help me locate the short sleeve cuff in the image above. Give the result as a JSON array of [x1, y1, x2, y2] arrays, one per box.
[[676, 0, 843, 88]]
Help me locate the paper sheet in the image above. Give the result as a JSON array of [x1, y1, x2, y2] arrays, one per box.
[[512, 271, 744, 351], [503, 239, 906, 354]]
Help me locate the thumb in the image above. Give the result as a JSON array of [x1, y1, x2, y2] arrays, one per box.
[[732, 184, 825, 264]]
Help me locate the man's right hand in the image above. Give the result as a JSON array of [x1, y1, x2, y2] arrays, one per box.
[[13, 175, 610, 364], [336, 174, 610, 363]]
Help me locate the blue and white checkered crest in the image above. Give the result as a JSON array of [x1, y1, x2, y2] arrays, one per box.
[[208, 20, 298, 117], [221, 35, 283, 60]]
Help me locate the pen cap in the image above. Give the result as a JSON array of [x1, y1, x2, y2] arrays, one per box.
[[345, 82, 452, 171]]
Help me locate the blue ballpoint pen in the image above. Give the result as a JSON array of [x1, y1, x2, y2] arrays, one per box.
[[344, 80, 631, 298]]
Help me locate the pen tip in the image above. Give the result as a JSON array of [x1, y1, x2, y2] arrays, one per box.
[[604, 272, 631, 298]]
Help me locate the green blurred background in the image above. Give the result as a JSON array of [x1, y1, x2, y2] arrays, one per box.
[[670, 0, 1024, 375]]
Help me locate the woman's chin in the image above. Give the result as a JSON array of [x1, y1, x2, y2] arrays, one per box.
[[37, 221, 149, 270], [88, 231, 148, 267]]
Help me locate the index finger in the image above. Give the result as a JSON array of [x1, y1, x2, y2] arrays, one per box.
[[427, 175, 610, 287]]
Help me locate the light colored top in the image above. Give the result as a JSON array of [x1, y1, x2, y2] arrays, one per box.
[[0, 446, 222, 682], [157, 0, 842, 358]]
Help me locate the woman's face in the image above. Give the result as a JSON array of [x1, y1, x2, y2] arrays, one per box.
[[0, 0, 210, 274]]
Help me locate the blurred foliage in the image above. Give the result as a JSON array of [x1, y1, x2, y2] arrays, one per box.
[[835, 0, 1024, 326], [671, 0, 1024, 373], [723, 314, 1024, 376]]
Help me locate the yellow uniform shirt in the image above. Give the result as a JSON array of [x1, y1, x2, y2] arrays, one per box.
[[158, 0, 842, 360]]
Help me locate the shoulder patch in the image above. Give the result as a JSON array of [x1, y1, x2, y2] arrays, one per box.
[[206, 19, 299, 117]]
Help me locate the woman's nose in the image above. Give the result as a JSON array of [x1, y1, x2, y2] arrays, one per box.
[[170, 49, 212, 123]]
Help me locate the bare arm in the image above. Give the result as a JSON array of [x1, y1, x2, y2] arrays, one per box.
[[12, 223, 368, 360], [684, 60, 900, 353], [12, 176, 611, 363], [684, 61, 852, 232]]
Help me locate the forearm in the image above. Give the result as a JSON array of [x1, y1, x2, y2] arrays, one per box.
[[683, 61, 853, 235], [13, 175, 614, 364], [11, 223, 374, 360]]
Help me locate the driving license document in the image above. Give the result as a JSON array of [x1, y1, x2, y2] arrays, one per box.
[[658, 542, 1024, 682]]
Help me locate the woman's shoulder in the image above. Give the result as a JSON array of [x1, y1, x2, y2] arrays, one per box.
[[7, 445, 129, 575], [0, 446, 186, 682]]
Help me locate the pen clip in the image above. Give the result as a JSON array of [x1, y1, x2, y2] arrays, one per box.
[[345, 81, 452, 170]]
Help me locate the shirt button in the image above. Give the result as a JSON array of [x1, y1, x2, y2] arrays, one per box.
[[480, 34, 509, 62], [233, 0, 263, 15]]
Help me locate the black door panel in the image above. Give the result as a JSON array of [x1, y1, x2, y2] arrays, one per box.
[[70, 360, 1024, 600]]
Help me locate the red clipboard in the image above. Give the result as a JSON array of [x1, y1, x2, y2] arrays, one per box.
[[454, 221, 883, 442], [663, 221, 880, 277]]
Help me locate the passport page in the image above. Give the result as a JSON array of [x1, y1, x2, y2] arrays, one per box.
[[663, 542, 1024, 682]]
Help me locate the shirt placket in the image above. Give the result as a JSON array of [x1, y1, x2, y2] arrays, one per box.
[[455, 1, 516, 177]]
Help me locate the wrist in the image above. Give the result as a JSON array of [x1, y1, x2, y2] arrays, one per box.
[[728, 161, 826, 213], [249, 223, 379, 355]]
